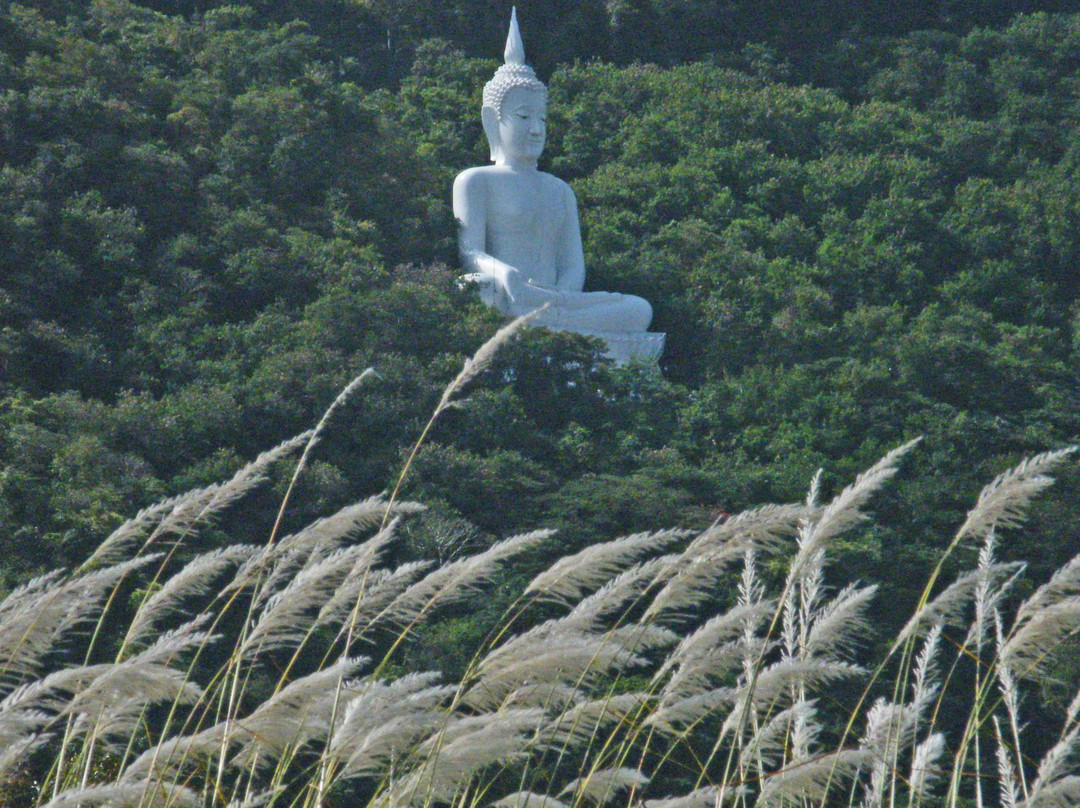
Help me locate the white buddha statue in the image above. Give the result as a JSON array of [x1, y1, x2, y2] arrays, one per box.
[[453, 9, 665, 364]]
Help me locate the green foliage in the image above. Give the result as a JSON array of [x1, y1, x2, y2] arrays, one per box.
[[3, 1, 1080, 758]]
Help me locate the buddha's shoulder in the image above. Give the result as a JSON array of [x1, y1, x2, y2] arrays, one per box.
[[453, 166, 573, 194], [453, 165, 495, 186], [537, 172, 574, 195]]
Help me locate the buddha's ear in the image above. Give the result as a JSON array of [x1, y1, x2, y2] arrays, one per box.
[[481, 106, 501, 163]]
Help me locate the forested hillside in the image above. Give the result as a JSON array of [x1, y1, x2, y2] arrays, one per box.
[[2, 0, 1080, 663]]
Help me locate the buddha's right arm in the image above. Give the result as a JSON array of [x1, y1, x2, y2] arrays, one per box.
[[454, 170, 521, 300], [467, 252, 520, 291]]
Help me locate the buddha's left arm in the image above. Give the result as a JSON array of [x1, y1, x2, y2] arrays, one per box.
[[554, 183, 586, 292]]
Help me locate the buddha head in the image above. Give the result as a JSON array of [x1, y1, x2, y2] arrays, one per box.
[[482, 8, 548, 165]]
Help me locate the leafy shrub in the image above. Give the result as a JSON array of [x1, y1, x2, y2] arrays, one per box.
[[2, 331, 1079, 808]]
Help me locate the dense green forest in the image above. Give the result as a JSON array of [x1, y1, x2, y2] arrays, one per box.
[[3, 1, 1080, 805], [3, 0, 1080, 670]]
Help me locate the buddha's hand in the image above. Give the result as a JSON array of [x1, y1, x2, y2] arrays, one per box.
[[473, 254, 523, 303]]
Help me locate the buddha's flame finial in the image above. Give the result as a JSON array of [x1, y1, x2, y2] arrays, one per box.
[[504, 7, 525, 66]]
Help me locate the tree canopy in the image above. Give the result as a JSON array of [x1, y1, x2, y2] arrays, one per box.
[[1, 0, 1079, 683]]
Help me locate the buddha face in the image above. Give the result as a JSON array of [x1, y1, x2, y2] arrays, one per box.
[[495, 87, 546, 166]]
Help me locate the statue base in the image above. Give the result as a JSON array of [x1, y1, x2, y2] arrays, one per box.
[[563, 328, 666, 365], [458, 274, 665, 365]]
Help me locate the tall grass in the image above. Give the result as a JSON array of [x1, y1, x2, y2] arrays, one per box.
[[2, 323, 1079, 808]]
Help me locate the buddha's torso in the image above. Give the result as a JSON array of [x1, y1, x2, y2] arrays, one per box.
[[480, 168, 568, 288]]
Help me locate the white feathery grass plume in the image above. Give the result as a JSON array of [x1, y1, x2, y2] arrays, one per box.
[[63, 661, 203, 723], [655, 600, 776, 684], [739, 547, 764, 614], [860, 697, 920, 756], [462, 631, 652, 711], [898, 562, 1024, 643], [0, 705, 50, 747], [0, 556, 158, 691], [129, 614, 217, 666], [974, 528, 1001, 633], [995, 611, 1027, 798], [39, 782, 200, 808], [645, 786, 719, 808], [223, 791, 284, 808], [1024, 719, 1080, 807], [738, 700, 818, 771], [77, 493, 202, 572], [858, 697, 922, 808], [659, 637, 768, 703], [645, 687, 734, 735], [227, 656, 368, 770], [0, 732, 48, 779], [79, 432, 311, 573], [745, 659, 862, 708], [790, 701, 818, 768], [561, 555, 680, 632], [1064, 688, 1080, 737], [908, 732, 945, 806], [327, 672, 451, 747], [340, 670, 448, 712], [1014, 553, 1080, 628], [995, 717, 1022, 808], [644, 504, 812, 621], [306, 500, 422, 567], [1000, 597, 1080, 679], [389, 708, 548, 806], [240, 544, 375, 658], [327, 674, 454, 780], [378, 530, 552, 627], [790, 439, 919, 578], [560, 767, 650, 805], [125, 545, 256, 648], [0, 663, 112, 715], [474, 605, 674, 697], [1003, 550, 1080, 681], [206, 429, 315, 518], [966, 532, 1026, 650], [61, 663, 204, 759], [439, 308, 545, 410], [335, 712, 447, 781], [686, 503, 817, 559], [121, 724, 227, 781], [71, 695, 171, 755], [273, 496, 414, 569], [911, 623, 942, 707], [502, 683, 579, 710], [803, 583, 878, 660], [781, 551, 802, 661], [470, 612, 672, 692], [721, 658, 862, 737], [247, 504, 403, 610], [321, 561, 433, 636], [755, 748, 871, 807], [0, 570, 66, 619], [538, 693, 646, 750], [525, 530, 687, 606], [493, 791, 571, 808], [904, 628, 944, 792], [606, 622, 679, 651], [807, 467, 824, 507], [796, 540, 825, 643], [644, 546, 749, 622], [1023, 777, 1080, 807], [954, 447, 1076, 545]]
